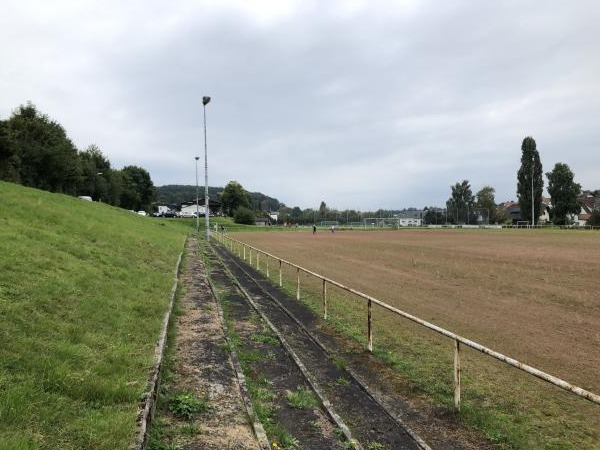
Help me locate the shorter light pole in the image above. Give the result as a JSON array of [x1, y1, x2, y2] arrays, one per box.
[[195, 156, 200, 232], [97, 172, 103, 203], [531, 155, 535, 228]]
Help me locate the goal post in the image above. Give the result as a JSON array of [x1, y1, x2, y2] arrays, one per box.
[[362, 217, 401, 228]]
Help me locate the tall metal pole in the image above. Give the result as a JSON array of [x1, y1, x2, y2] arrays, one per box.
[[203, 96, 211, 240], [531, 155, 535, 228], [195, 156, 200, 232]]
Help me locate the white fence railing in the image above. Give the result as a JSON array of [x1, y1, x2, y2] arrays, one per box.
[[213, 232, 600, 411]]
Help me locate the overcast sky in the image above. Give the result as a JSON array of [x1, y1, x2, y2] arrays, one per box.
[[1, 1, 598, 210]]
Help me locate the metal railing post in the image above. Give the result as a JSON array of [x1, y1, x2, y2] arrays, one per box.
[[368, 299, 373, 352], [296, 267, 300, 301], [454, 339, 461, 410], [279, 260, 283, 287], [322, 279, 328, 320]]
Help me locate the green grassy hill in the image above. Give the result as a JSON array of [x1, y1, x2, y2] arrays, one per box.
[[0, 181, 190, 450]]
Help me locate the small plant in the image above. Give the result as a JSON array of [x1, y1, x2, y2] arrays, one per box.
[[343, 438, 359, 449], [335, 376, 350, 385], [179, 422, 202, 436], [249, 313, 263, 323], [331, 354, 346, 370], [308, 419, 320, 428], [367, 441, 385, 450], [168, 392, 208, 420], [148, 417, 178, 450], [270, 424, 300, 449], [247, 382, 275, 424], [286, 386, 319, 409], [220, 341, 233, 353], [238, 348, 262, 364], [281, 434, 300, 449], [251, 331, 280, 345], [251, 386, 277, 403]]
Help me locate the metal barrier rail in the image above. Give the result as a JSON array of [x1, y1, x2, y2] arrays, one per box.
[[214, 232, 600, 410]]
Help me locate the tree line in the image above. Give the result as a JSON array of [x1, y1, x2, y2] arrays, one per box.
[[0, 103, 155, 212], [435, 136, 599, 226], [3, 104, 597, 227]]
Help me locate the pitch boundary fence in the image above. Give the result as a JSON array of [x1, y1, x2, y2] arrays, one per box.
[[213, 232, 600, 411]]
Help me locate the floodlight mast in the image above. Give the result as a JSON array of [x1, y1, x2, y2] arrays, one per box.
[[203, 96, 211, 239], [195, 156, 200, 232], [531, 155, 535, 228]]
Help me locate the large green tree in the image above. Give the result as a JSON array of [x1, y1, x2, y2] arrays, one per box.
[[423, 207, 445, 225], [233, 206, 255, 224], [119, 165, 155, 211], [546, 163, 581, 225], [517, 136, 543, 225], [77, 144, 112, 202], [318, 201, 328, 220], [0, 120, 19, 181], [446, 180, 475, 224], [588, 210, 600, 227], [6, 103, 80, 194], [221, 181, 251, 216], [475, 186, 497, 224], [1, 103, 157, 211]]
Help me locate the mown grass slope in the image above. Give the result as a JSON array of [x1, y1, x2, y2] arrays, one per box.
[[0, 181, 189, 450]]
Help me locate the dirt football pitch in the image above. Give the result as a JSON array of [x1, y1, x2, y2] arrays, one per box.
[[230, 227, 599, 446]]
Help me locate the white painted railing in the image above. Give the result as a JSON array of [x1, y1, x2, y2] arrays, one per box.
[[214, 232, 600, 410]]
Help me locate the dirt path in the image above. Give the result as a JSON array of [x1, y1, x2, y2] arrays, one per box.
[[152, 237, 262, 449]]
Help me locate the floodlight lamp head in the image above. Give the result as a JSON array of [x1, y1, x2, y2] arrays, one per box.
[[195, 156, 200, 161], [202, 96, 211, 105]]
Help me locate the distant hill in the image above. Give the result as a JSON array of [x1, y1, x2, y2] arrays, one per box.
[[156, 184, 283, 211], [155, 184, 223, 205]]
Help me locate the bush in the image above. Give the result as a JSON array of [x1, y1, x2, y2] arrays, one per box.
[[234, 206, 255, 224], [587, 210, 600, 227]]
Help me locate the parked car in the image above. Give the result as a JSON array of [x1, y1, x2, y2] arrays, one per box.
[[154, 210, 177, 218]]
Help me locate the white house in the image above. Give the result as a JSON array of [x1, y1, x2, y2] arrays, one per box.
[[180, 203, 207, 217]]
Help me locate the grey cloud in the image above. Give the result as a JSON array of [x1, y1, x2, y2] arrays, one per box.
[[1, 0, 598, 209]]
